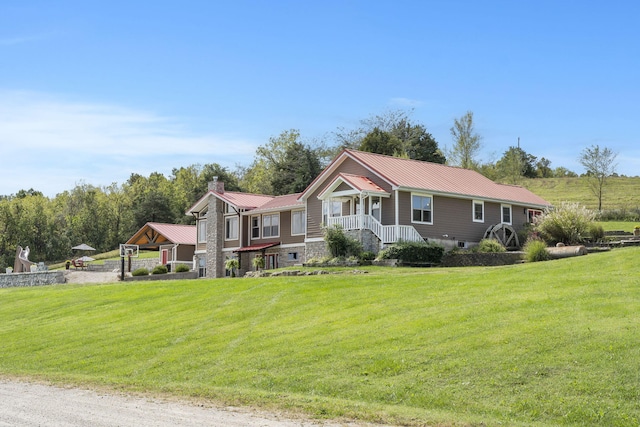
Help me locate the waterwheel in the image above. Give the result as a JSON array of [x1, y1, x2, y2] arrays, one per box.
[[483, 223, 520, 249]]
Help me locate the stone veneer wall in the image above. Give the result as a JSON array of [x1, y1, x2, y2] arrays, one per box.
[[345, 229, 381, 254], [100, 259, 159, 272], [305, 240, 328, 261], [0, 271, 65, 288], [207, 195, 225, 278]]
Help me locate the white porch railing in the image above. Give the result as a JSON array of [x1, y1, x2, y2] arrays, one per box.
[[327, 215, 424, 244]]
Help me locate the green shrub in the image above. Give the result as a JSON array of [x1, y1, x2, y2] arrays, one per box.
[[175, 264, 190, 273], [131, 268, 149, 276], [359, 251, 376, 262], [534, 202, 595, 245], [152, 265, 168, 275], [523, 239, 551, 262], [587, 223, 605, 243], [323, 225, 363, 258], [377, 240, 445, 264], [474, 239, 506, 253], [225, 258, 240, 277], [252, 255, 265, 270]]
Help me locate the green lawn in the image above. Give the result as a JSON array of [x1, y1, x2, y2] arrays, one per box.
[[2, 249, 640, 426]]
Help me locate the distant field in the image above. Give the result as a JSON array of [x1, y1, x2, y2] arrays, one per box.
[[521, 176, 640, 212], [2, 248, 640, 426]]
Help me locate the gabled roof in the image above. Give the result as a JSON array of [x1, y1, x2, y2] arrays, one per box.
[[300, 149, 550, 208], [186, 190, 274, 215], [248, 193, 304, 214], [318, 173, 389, 200], [126, 222, 196, 248]]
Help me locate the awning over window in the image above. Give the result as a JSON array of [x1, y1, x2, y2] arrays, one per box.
[[234, 242, 280, 253]]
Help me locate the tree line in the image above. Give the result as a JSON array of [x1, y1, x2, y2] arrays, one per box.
[[0, 109, 618, 267]]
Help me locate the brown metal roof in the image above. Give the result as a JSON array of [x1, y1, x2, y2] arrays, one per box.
[[248, 193, 304, 214], [126, 222, 196, 247], [302, 149, 550, 208]]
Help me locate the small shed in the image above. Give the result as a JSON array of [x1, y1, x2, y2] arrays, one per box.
[[126, 222, 197, 270]]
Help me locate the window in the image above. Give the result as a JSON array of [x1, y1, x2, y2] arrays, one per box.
[[198, 257, 206, 278], [371, 197, 381, 221], [412, 194, 433, 224], [251, 216, 260, 239], [322, 200, 342, 224], [262, 214, 279, 238], [473, 201, 484, 223], [287, 252, 298, 261], [291, 210, 305, 235], [198, 220, 207, 243], [501, 204, 512, 225], [225, 216, 238, 240], [528, 209, 543, 223]]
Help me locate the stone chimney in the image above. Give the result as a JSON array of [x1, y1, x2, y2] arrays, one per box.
[[208, 176, 225, 194]]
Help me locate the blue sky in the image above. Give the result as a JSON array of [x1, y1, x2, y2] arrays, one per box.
[[2, 1, 639, 197]]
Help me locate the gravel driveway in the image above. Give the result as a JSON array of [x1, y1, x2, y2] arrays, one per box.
[[0, 379, 378, 427]]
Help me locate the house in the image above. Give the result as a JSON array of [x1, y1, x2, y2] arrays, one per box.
[[187, 149, 550, 278], [126, 222, 197, 271]]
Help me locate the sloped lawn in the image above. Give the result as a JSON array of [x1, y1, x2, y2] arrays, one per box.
[[1, 248, 639, 426]]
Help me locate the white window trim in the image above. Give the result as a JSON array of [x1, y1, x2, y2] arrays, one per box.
[[472, 200, 484, 223], [250, 215, 260, 240], [411, 193, 434, 225], [262, 213, 280, 239], [197, 219, 207, 243], [225, 215, 239, 241], [291, 210, 305, 236], [501, 204, 512, 225]]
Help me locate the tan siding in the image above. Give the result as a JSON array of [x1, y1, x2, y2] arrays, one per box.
[[223, 238, 239, 249]]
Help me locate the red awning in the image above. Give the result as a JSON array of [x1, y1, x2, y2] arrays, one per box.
[[234, 242, 280, 253]]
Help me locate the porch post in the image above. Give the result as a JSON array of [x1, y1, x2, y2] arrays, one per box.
[[360, 192, 366, 230]]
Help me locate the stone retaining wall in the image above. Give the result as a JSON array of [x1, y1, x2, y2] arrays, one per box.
[[123, 271, 199, 282], [440, 252, 524, 267], [0, 271, 65, 288]]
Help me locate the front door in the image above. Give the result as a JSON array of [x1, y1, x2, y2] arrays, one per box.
[[266, 253, 278, 270]]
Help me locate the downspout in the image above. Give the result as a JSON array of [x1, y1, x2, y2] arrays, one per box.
[[395, 189, 400, 242]]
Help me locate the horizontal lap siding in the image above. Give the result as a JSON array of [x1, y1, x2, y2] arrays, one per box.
[[248, 210, 305, 246], [399, 193, 493, 242], [307, 158, 395, 239]]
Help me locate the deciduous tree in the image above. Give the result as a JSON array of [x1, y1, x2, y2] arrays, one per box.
[[448, 111, 482, 170], [578, 145, 618, 211]]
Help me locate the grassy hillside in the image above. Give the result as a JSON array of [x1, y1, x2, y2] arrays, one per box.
[[521, 176, 640, 212], [2, 250, 640, 426]]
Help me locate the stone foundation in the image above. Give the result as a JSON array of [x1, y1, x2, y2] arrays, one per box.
[[305, 240, 328, 261], [440, 252, 524, 267]]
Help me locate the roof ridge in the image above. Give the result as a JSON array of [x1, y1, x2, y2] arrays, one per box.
[[346, 149, 470, 170]]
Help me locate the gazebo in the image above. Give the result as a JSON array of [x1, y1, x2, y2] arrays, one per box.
[[126, 222, 197, 270]]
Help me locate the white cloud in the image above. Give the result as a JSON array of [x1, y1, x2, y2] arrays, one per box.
[[0, 91, 258, 196], [389, 97, 424, 108], [0, 33, 54, 46]]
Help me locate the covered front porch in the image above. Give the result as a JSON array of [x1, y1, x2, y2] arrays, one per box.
[[319, 173, 423, 244]]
